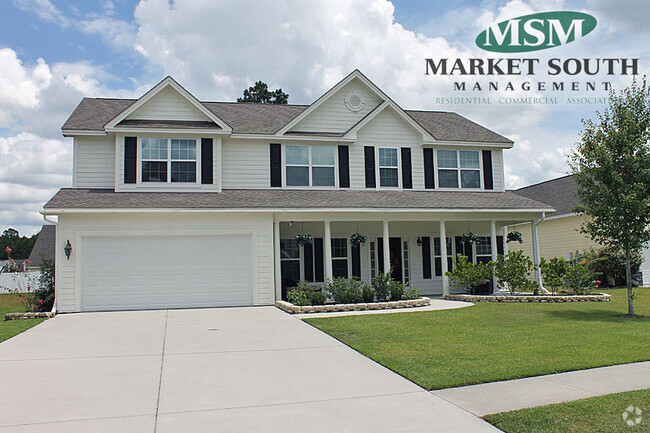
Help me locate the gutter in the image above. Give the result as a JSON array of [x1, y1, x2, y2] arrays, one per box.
[[42, 215, 58, 315]]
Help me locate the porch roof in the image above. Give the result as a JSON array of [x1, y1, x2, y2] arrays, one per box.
[[44, 188, 554, 213]]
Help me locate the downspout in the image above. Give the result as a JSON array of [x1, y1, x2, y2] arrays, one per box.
[[531, 212, 550, 294], [42, 214, 58, 315]]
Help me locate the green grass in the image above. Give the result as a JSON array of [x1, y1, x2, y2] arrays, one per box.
[[0, 294, 45, 343], [484, 389, 650, 433], [305, 288, 650, 390]]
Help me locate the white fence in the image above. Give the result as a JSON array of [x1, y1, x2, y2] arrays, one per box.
[[0, 271, 42, 292]]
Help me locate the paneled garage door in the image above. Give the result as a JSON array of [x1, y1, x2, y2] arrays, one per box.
[[81, 235, 252, 311]]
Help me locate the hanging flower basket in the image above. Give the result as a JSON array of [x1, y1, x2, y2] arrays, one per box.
[[293, 233, 313, 247], [349, 232, 367, 246], [506, 231, 523, 244], [461, 232, 480, 244]]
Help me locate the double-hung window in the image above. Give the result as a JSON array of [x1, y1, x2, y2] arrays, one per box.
[[475, 237, 492, 264], [141, 138, 197, 183], [434, 237, 454, 276], [378, 147, 399, 187], [437, 149, 481, 189], [280, 239, 301, 283], [285, 145, 335, 187], [331, 238, 348, 278]]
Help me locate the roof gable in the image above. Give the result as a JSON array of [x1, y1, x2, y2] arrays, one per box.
[[104, 77, 231, 132]]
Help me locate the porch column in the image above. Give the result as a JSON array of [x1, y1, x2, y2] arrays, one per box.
[[324, 220, 333, 282], [531, 217, 545, 291], [502, 226, 509, 255], [439, 220, 449, 295], [382, 220, 390, 276], [274, 220, 282, 301], [490, 220, 498, 294]]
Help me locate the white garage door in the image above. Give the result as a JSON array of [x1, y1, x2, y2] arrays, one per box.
[[81, 235, 252, 311]]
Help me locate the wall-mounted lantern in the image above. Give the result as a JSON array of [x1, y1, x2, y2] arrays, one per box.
[[64, 240, 72, 260], [416, 237, 422, 247]]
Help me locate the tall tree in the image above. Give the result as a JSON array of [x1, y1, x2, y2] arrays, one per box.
[[570, 77, 650, 316], [0, 228, 38, 260], [237, 81, 288, 104]]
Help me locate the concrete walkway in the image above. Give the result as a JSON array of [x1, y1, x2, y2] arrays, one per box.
[[0, 306, 499, 432], [433, 362, 650, 416]]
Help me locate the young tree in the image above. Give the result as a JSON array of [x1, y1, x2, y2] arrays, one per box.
[[570, 77, 650, 316], [237, 81, 288, 104]]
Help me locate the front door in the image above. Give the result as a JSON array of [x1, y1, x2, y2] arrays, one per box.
[[389, 237, 402, 283]]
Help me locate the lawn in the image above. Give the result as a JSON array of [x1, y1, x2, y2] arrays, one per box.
[[484, 388, 650, 433], [0, 294, 45, 343], [305, 288, 650, 390]]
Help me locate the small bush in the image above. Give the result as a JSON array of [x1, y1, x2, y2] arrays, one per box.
[[35, 258, 55, 312], [445, 255, 493, 294], [371, 272, 391, 301], [403, 283, 420, 300], [494, 251, 537, 294], [309, 289, 326, 305], [539, 257, 569, 294], [583, 246, 642, 287], [287, 287, 310, 306], [361, 284, 375, 303], [325, 277, 365, 304], [389, 279, 404, 301], [564, 261, 597, 294]]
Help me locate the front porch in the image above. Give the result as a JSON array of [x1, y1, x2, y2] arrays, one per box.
[[272, 211, 546, 300]]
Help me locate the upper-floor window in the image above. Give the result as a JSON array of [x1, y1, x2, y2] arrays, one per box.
[[285, 145, 335, 187], [141, 138, 197, 183], [378, 147, 399, 187], [437, 149, 480, 189]]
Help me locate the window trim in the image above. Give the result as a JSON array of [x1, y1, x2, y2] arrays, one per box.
[[434, 148, 483, 191], [376, 146, 401, 189], [282, 144, 338, 189], [331, 237, 350, 278], [137, 136, 200, 185]]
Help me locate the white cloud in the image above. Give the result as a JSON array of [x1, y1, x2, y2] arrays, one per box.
[[12, 0, 70, 27]]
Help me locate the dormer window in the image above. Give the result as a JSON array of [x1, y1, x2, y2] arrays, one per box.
[[141, 138, 197, 183]]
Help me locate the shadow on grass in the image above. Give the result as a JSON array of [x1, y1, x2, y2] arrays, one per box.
[[544, 309, 650, 322]]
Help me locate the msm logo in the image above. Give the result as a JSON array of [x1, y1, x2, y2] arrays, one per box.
[[476, 11, 597, 53]]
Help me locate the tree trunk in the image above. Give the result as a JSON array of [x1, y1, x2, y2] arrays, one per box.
[[625, 247, 634, 316]]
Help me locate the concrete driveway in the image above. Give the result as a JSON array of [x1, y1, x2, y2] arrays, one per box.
[[0, 307, 499, 432]]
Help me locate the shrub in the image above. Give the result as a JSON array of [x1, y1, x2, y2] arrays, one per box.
[[539, 257, 569, 294], [389, 279, 404, 301], [371, 272, 392, 301], [325, 277, 365, 304], [287, 287, 310, 306], [494, 251, 537, 294], [403, 283, 420, 300], [583, 246, 643, 287], [445, 255, 492, 294], [564, 261, 597, 294], [361, 284, 375, 303], [34, 258, 55, 312], [309, 289, 326, 305]]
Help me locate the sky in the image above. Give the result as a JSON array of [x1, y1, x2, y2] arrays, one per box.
[[0, 0, 648, 235]]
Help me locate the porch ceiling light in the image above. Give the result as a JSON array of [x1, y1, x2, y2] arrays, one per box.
[[64, 240, 72, 260]]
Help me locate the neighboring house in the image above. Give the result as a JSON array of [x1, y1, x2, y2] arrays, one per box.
[[512, 174, 650, 287], [27, 225, 56, 270], [43, 70, 553, 312]]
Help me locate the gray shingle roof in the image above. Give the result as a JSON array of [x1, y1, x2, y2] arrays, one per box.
[[513, 174, 578, 216], [27, 225, 56, 267], [44, 188, 552, 211], [61, 97, 513, 143]]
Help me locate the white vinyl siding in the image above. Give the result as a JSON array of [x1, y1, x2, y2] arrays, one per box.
[[491, 148, 505, 191], [291, 79, 382, 133], [126, 86, 208, 121], [55, 213, 274, 312], [221, 139, 270, 189], [352, 109, 423, 189], [74, 136, 115, 188]]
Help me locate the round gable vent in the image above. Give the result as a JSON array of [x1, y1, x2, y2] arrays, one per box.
[[345, 91, 365, 112]]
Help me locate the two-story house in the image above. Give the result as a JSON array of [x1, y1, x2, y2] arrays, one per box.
[[42, 70, 553, 312]]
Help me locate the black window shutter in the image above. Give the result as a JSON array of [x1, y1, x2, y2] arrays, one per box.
[[455, 237, 475, 262], [421, 236, 431, 279], [338, 145, 350, 188], [314, 238, 324, 282], [364, 146, 376, 188], [201, 138, 213, 184], [378, 237, 384, 274], [482, 149, 494, 190], [304, 243, 314, 282], [497, 236, 504, 255], [124, 136, 137, 184], [401, 147, 412, 189], [270, 143, 282, 187], [423, 148, 435, 189], [351, 245, 361, 278]]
